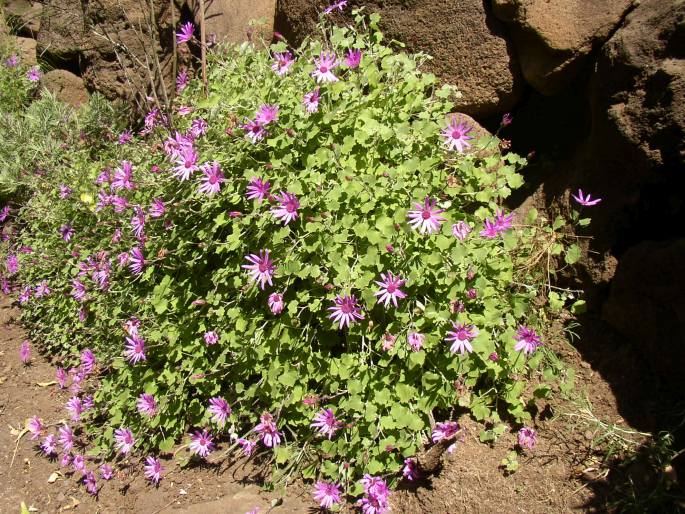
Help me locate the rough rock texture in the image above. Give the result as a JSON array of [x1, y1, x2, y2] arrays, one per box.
[[37, 0, 85, 69], [190, 0, 276, 43], [13, 35, 37, 65], [4, 0, 41, 37], [492, 0, 635, 95], [602, 239, 685, 391], [40, 69, 90, 107], [275, 0, 523, 118]]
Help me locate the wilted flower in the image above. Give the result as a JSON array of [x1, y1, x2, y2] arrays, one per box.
[[268, 292, 284, 314], [100, 464, 114, 480], [311, 408, 342, 439], [442, 115, 474, 153], [431, 421, 460, 443], [255, 412, 281, 448], [80, 348, 96, 375], [204, 330, 219, 345], [312, 52, 339, 83], [451, 221, 472, 240], [242, 250, 275, 290], [59, 184, 73, 198], [118, 130, 133, 145], [27, 416, 43, 440], [4, 54, 19, 67], [114, 427, 135, 454], [328, 294, 364, 329], [407, 197, 446, 234], [313, 481, 342, 509], [303, 88, 320, 113], [344, 49, 362, 68], [19, 340, 31, 364], [402, 457, 420, 481], [407, 332, 425, 351], [56, 367, 68, 388], [149, 198, 166, 218], [128, 247, 145, 275], [517, 427, 537, 450], [83, 470, 98, 495], [189, 429, 214, 458], [35, 280, 50, 297], [137, 393, 157, 417], [237, 437, 257, 456]]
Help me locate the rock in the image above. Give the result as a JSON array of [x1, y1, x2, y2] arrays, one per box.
[[189, 0, 276, 43], [602, 239, 685, 391], [40, 69, 89, 108], [4, 0, 42, 37], [492, 0, 635, 95], [275, 0, 523, 118], [13, 36, 37, 66], [36, 0, 85, 69]]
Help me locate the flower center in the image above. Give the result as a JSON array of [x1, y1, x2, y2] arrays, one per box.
[[421, 209, 431, 220], [387, 284, 396, 293], [320, 65, 328, 73], [340, 302, 352, 314], [258, 262, 269, 272], [451, 130, 462, 139]]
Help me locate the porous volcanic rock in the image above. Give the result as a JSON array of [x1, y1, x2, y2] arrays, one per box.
[[275, 0, 523, 118], [492, 0, 635, 95], [37, 0, 85, 68], [41, 69, 89, 108], [189, 0, 276, 43], [13, 35, 37, 66], [5, 0, 42, 37]]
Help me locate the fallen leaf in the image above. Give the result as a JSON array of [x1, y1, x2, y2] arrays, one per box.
[[48, 471, 61, 483], [36, 381, 57, 387]]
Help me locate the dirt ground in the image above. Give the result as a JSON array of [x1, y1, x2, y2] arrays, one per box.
[[0, 294, 680, 513]]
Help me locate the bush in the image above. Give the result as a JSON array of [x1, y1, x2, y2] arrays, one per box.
[[4, 11, 579, 504]]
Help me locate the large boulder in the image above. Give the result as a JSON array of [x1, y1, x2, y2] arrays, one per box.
[[4, 0, 42, 37], [189, 0, 276, 43], [13, 35, 37, 66], [37, 0, 85, 69], [275, 0, 523, 118], [492, 0, 635, 95], [41, 69, 89, 108]]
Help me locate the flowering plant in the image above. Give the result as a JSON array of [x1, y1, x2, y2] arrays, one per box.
[[3, 11, 581, 504]]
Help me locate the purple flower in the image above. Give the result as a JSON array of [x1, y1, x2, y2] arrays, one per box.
[[124, 335, 146, 364], [164, 131, 192, 158], [189, 429, 214, 458], [324, 0, 347, 14], [242, 250, 276, 290], [268, 292, 284, 314], [100, 464, 114, 480], [137, 393, 157, 417], [374, 271, 407, 308], [80, 348, 96, 375], [255, 412, 281, 448], [407, 332, 425, 351], [0, 205, 10, 221], [246, 177, 270, 202], [312, 52, 339, 83], [198, 161, 225, 195], [131, 206, 146, 239], [149, 198, 166, 218], [83, 395, 94, 410], [480, 210, 514, 238], [6, 254, 18, 274], [442, 115, 474, 153], [172, 145, 199, 181], [112, 161, 134, 190], [313, 481, 342, 509], [176, 21, 194, 44], [344, 49, 362, 68], [204, 330, 219, 345], [59, 184, 73, 198], [514, 325, 542, 354], [255, 104, 279, 126], [41, 434, 57, 456], [303, 88, 320, 113], [445, 322, 478, 355], [501, 113, 513, 127], [26, 66, 41, 82], [27, 416, 43, 440], [572, 189, 602, 207], [402, 457, 420, 481], [407, 197, 446, 234], [237, 437, 257, 456], [176, 69, 189, 92], [241, 119, 267, 143], [19, 340, 31, 364], [35, 280, 50, 297], [128, 247, 145, 275], [118, 130, 133, 145], [358, 475, 390, 514], [114, 427, 135, 454], [517, 427, 537, 450], [83, 471, 98, 495], [272, 51, 294, 76], [73, 453, 86, 472], [311, 408, 342, 439], [208, 397, 232, 426], [451, 221, 472, 240], [189, 118, 208, 139], [431, 421, 460, 443], [59, 425, 74, 452], [328, 294, 364, 329], [271, 191, 300, 225], [71, 279, 87, 302], [4, 54, 19, 67], [60, 453, 72, 468], [144, 456, 164, 484], [66, 396, 84, 421]]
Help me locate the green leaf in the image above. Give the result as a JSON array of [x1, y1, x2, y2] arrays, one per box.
[[565, 244, 581, 265]]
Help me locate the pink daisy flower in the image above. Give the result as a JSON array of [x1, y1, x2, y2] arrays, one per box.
[[442, 115, 474, 153], [176, 21, 194, 44], [313, 481, 342, 509], [268, 292, 284, 314], [27, 416, 43, 440], [514, 325, 542, 354], [66, 396, 84, 421], [246, 177, 270, 202], [311, 408, 342, 439], [312, 52, 339, 83], [445, 322, 478, 355], [451, 221, 472, 240], [71, 279, 87, 302], [118, 130, 133, 145], [255, 104, 279, 126], [112, 160, 135, 190], [242, 250, 275, 290], [303, 88, 320, 113], [100, 464, 114, 480], [131, 206, 146, 239], [128, 247, 145, 275], [241, 119, 267, 143], [271, 191, 300, 225], [114, 427, 135, 454], [328, 294, 364, 329], [59, 184, 73, 198], [374, 271, 407, 308], [59, 425, 74, 452], [172, 145, 199, 181], [407, 197, 446, 234], [137, 393, 157, 417], [144, 456, 164, 484], [189, 429, 214, 458], [41, 434, 57, 456], [124, 335, 146, 364], [149, 198, 166, 218], [272, 51, 294, 75], [73, 453, 86, 472], [56, 366, 68, 388], [26, 66, 41, 82], [176, 69, 189, 92], [198, 161, 225, 195], [80, 349, 96, 375], [208, 397, 231, 426]]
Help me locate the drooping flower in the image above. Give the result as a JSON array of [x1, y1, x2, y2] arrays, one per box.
[[442, 115, 474, 153], [83, 395, 94, 412], [431, 421, 460, 443], [100, 464, 114, 480], [0, 205, 10, 221], [83, 471, 98, 495], [124, 317, 140, 337], [407, 332, 425, 351], [198, 161, 225, 195], [311, 408, 342, 439], [344, 49, 362, 68], [114, 427, 135, 454], [80, 349, 96, 375], [66, 396, 84, 421], [268, 292, 284, 314], [149, 198, 166, 218], [176, 69, 189, 92], [312, 52, 339, 83], [324, 0, 347, 14], [237, 437, 257, 456], [124, 335, 146, 364], [242, 250, 275, 290], [572, 189, 602, 207], [517, 427, 537, 450], [72, 453, 86, 473], [19, 340, 31, 364], [255, 104, 279, 126], [144, 456, 164, 484], [208, 397, 232, 427], [27, 416, 43, 440], [255, 412, 281, 448], [58, 425, 74, 452], [176, 21, 194, 44], [112, 160, 135, 190], [271, 51, 294, 76], [407, 197, 446, 234], [172, 144, 199, 181], [374, 271, 407, 308], [137, 393, 157, 417], [41, 434, 57, 456], [480, 210, 514, 238], [445, 322, 478, 355], [313, 481, 342, 509], [60, 453, 72, 468], [452, 221, 472, 241], [189, 429, 214, 458], [34, 280, 50, 297], [26, 66, 41, 82], [271, 191, 300, 225], [204, 330, 219, 345], [328, 294, 364, 329], [402, 457, 420, 481], [514, 325, 542, 354], [128, 247, 145, 275], [130, 206, 146, 239], [164, 131, 193, 158], [302, 87, 320, 113], [56, 367, 68, 388]]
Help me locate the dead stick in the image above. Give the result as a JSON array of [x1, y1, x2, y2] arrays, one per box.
[[199, 0, 208, 96]]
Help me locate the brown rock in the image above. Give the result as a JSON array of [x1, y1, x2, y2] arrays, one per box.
[[13, 35, 37, 66], [492, 0, 635, 94], [5, 0, 42, 37], [41, 69, 89, 108], [36, 0, 85, 67], [190, 0, 276, 43], [275, 0, 523, 118]]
